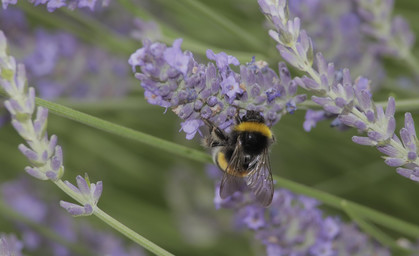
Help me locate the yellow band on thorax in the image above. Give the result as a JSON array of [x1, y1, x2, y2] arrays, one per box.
[[234, 122, 272, 138]]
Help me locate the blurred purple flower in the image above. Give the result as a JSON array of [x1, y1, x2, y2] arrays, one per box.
[[2, 0, 108, 11], [0, 233, 23, 256], [355, 0, 415, 59], [303, 109, 327, 132], [131, 18, 162, 42]]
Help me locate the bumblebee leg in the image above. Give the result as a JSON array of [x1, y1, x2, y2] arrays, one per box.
[[234, 108, 242, 124], [203, 119, 228, 147]]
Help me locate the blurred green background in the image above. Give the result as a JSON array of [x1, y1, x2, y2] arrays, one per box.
[[1, 0, 419, 255]]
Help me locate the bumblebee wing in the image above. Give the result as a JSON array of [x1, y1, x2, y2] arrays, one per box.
[[219, 139, 247, 198], [246, 148, 274, 207], [219, 172, 247, 198]]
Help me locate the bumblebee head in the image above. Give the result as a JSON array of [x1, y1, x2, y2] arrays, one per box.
[[241, 110, 265, 123]]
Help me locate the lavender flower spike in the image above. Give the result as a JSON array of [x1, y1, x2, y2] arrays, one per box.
[[0, 30, 64, 181], [60, 174, 103, 217], [258, 1, 419, 181], [130, 39, 306, 139]]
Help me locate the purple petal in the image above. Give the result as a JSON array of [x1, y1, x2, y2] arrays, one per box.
[[352, 136, 376, 146], [385, 97, 395, 118], [311, 96, 332, 106], [408, 152, 417, 161], [76, 175, 90, 195], [46, 171, 58, 180], [386, 116, 396, 137], [60, 201, 85, 216], [367, 131, 384, 142], [377, 145, 399, 157], [18, 144, 38, 161], [365, 110, 375, 123], [397, 167, 419, 182], [404, 113, 416, 137], [25, 166, 47, 180], [64, 180, 81, 194], [323, 104, 341, 114], [384, 157, 406, 167], [93, 181, 103, 202]]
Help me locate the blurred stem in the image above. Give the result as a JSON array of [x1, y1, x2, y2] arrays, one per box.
[[0, 199, 95, 256], [178, 0, 263, 51], [60, 9, 136, 54], [18, 1, 135, 56], [403, 53, 419, 77], [54, 180, 174, 256], [116, 0, 268, 62], [341, 200, 410, 254]]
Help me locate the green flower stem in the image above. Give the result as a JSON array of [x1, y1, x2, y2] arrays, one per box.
[[341, 200, 410, 254], [54, 180, 174, 256], [273, 176, 419, 239], [94, 208, 174, 256], [33, 95, 212, 164], [0, 199, 95, 256], [53, 97, 153, 111]]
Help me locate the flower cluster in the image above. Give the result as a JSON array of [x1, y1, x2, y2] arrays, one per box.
[[129, 39, 306, 139], [258, 0, 419, 181], [1, 177, 145, 255], [210, 166, 390, 256], [60, 175, 103, 216], [2, 0, 109, 12]]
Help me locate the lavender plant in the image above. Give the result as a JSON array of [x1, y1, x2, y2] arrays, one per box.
[[0, 30, 173, 256], [2, 0, 419, 256]]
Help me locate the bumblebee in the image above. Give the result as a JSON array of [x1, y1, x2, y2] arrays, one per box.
[[204, 110, 275, 207]]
